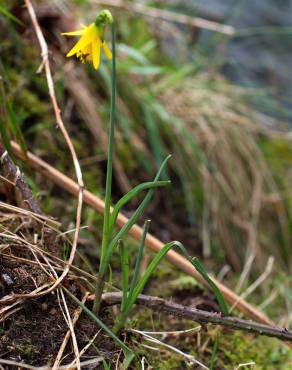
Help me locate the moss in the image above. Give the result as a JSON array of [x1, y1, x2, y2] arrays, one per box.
[[169, 275, 203, 291], [141, 351, 188, 370], [13, 343, 40, 359], [131, 302, 292, 370], [218, 331, 292, 369]]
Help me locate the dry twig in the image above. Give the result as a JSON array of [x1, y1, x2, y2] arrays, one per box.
[[100, 292, 292, 342]]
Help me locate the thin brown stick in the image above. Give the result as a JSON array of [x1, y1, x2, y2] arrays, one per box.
[[0, 140, 41, 214], [94, 0, 235, 36], [100, 292, 292, 342], [24, 0, 84, 294], [11, 141, 273, 326]]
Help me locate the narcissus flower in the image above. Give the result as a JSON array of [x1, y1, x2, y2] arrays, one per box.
[[62, 10, 113, 70]]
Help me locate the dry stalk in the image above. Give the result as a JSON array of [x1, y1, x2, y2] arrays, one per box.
[[24, 0, 84, 294]]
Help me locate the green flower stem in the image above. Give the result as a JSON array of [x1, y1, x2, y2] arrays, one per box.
[[93, 22, 116, 315], [92, 272, 106, 314]]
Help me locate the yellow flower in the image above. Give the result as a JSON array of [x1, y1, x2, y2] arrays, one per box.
[[62, 23, 112, 70]]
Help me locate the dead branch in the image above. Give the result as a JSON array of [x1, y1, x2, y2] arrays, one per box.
[[100, 292, 292, 342], [11, 141, 274, 327]]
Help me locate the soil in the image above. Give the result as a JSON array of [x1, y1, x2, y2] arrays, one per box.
[[0, 297, 117, 368], [0, 208, 118, 369]]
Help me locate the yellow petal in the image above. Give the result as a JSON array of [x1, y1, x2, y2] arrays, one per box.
[[61, 29, 85, 36], [102, 41, 112, 59], [92, 39, 101, 70], [66, 35, 91, 57], [81, 44, 93, 62], [83, 24, 97, 39]]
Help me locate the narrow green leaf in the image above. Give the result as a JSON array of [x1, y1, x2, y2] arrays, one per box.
[[126, 220, 151, 305], [143, 106, 168, 178], [102, 360, 111, 370], [119, 240, 129, 312], [128, 241, 179, 309], [0, 117, 12, 155], [113, 221, 151, 334], [0, 5, 24, 26], [118, 44, 150, 65], [100, 155, 171, 274], [125, 66, 166, 75], [189, 256, 228, 315], [107, 264, 113, 289], [154, 64, 194, 94], [0, 79, 12, 156], [210, 334, 220, 370], [126, 240, 228, 316], [139, 39, 157, 55], [174, 243, 229, 315], [109, 180, 170, 233], [7, 103, 27, 156]]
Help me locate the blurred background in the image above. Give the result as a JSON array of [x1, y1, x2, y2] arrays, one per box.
[[0, 1, 292, 366]]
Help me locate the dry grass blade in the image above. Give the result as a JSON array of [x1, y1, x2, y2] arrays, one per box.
[[58, 288, 81, 370], [131, 328, 209, 369], [160, 76, 290, 273], [66, 331, 101, 369], [52, 292, 89, 370], [0, 201, 60, 228], [0, 304, 22, 323], [231, 256, 275, 313]]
